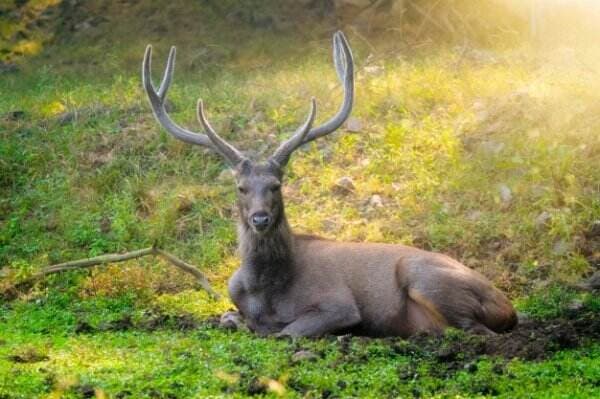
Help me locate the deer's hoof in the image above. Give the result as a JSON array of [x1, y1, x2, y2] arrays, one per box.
[[219, 311, 245, 331]]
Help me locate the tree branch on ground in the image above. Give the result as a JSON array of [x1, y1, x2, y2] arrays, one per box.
[[28, 246, 220, 299]]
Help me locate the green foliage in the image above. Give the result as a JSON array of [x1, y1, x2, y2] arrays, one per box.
[[1, 294, 599, 398], [516, 285, 599, 321]]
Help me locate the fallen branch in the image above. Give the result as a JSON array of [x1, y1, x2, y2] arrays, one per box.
[[29, 246, 220, 299]]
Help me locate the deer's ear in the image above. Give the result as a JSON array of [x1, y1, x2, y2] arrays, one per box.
[[267, 159, 284, 176], [234, 159, 252, 176]]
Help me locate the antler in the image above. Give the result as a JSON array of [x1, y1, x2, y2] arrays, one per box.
[[303, 31, 354, 144], [142, 45, 245, 166], [197, 100, 244, 165], [144, 31, 353, 168], [270, 98, 317, 167], [268, 31, 354, 166]]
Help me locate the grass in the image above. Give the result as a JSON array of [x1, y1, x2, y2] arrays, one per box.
[[1, 0, 600, 397], [1, 290, 599, 398]]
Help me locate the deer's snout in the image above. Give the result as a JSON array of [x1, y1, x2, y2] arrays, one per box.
[[250, 212, 271, 231]]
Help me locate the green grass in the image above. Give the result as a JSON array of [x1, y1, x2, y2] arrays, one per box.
[[3, 332, 598, 398], [1, 0, 600, 397], [1, 291, 599, 398]]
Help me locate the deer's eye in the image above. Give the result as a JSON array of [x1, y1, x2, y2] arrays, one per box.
[[238, 186, 248, 194], [270, 184, 281, 192]]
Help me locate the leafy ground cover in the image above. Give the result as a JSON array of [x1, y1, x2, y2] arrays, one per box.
[[1, 288, 599, 398], [1, 1, 599, 397]]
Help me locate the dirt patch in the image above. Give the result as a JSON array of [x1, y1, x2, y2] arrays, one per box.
[[98, 315, 136, 332], [215, 302, 597, 367], [140, 313, 206, 331], [7, 347, 49, 363], [295, 301, 600, 377], [73, 312, 217, 334], [396, 304, 598, 367], [72, 384, 96, 399]]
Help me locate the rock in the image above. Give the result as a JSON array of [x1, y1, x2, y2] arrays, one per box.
[[535, 211, 551, 228], [368, 194, 383, 208], [291, 350, 318, 364], [333, 176, 355, 194], [346, 117, 363, 132], [498, 184, 512, 203]]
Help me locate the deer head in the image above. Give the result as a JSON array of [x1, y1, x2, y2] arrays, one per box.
[[142, 32, 354, 234]]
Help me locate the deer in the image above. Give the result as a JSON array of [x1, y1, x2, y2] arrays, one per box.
[[142, 31, 517, 338]]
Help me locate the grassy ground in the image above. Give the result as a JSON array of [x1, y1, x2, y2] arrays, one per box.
[[1, 1, 599, 397]]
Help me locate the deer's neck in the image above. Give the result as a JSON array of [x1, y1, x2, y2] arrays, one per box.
[[238, 213, 295, 290]]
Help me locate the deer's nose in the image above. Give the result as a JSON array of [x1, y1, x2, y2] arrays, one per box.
[[251, 212, 271, 229]]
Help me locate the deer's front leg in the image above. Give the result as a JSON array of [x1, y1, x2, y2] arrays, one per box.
[[220, 310, 248, 331], [277, 302, 361, 338]]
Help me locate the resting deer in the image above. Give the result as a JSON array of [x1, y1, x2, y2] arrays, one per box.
[[142, 32, 517, 338]]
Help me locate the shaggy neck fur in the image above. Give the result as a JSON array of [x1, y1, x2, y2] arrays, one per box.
[[238, 208, 295, 291]]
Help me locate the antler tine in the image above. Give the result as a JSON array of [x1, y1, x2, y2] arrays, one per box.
[[333, 31, 347, 82], [197, 99, 245, 166], [301, 31, 354, 145], [142, 45, 218, 151], [270, 98, 317, 167], [157, 46, 176, 102]]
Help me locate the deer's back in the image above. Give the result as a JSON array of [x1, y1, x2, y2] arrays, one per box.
[[292, 235, 515, 335], [293, 234, 469, 281]]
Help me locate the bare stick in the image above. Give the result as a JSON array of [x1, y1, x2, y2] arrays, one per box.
[[29, 247, 220, 299], [38, 247, 155, 276], [155, 249, 219, 298]]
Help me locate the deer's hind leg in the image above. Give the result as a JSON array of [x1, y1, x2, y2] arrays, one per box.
[[404, 288, 448, 335]]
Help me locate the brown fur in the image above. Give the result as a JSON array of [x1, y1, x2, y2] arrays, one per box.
[[226, 162, 517, 338]]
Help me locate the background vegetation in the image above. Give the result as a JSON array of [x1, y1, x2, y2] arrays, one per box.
[[1, 0, 599, 397]]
